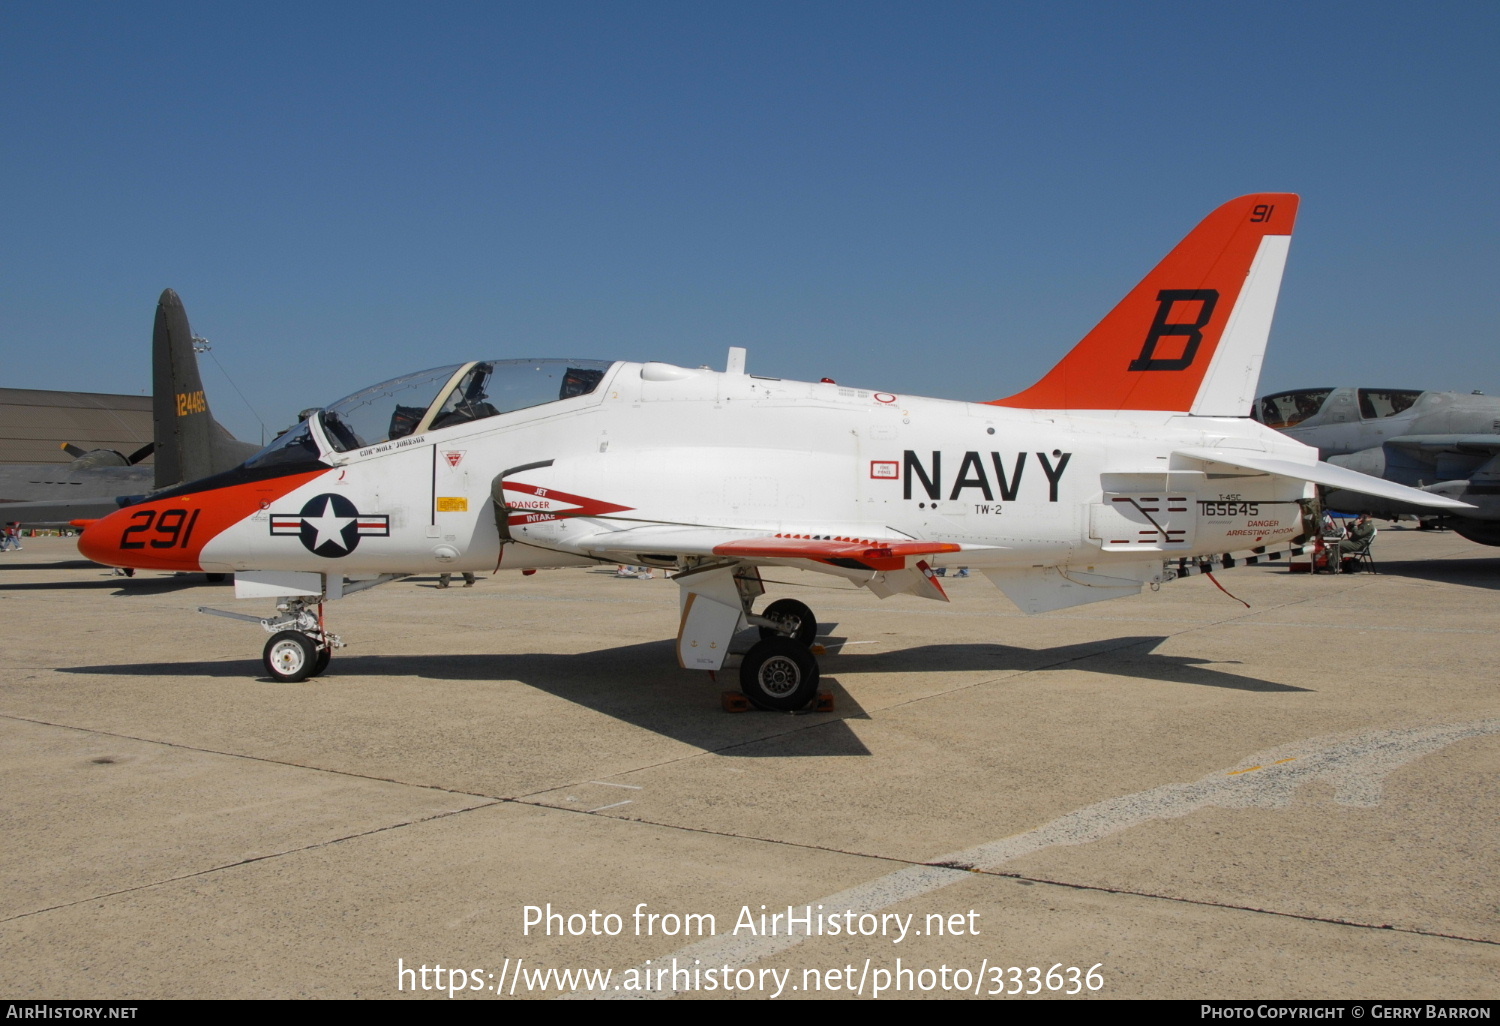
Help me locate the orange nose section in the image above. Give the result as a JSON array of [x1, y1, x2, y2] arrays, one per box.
[[76, 470, 325, 571], [77, 501, 209, 571]]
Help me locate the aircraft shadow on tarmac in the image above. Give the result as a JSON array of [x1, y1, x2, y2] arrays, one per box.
[[60, 639, 878, 757], [0, 558, 100, 570], [0, 575, 226, 595], [60, 634, 1299, 758], [824, 636, 1302, 692], [1357, 554, 1500, 591]]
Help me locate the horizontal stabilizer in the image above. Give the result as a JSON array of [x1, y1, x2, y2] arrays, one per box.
[[0, 495, 133, 527], [1174, 447, 1475, 510]]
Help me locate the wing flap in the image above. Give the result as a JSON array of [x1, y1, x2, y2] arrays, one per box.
[[567, 524, 967, 572], [712, 535, 961, 572]]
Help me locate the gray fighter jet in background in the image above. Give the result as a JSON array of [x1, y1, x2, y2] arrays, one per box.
[[0, 290, 260, 526], [1254, 386, 1500, 545]]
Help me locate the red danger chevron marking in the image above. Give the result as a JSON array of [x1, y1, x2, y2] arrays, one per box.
[[503, 481, 633, 525]]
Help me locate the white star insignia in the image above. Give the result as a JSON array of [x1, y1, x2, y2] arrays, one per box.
[[302, 497, 355, 552]]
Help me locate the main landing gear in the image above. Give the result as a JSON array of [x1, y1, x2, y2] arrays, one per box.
[[737, 596, 820, 711], [675, 565, 825, 711]]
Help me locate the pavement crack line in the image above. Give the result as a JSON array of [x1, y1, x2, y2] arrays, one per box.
[[0, 712, 505, 801], [1, 802, 500, 925], [981, 871, 1500, 947], [566, 715, 1500, 998]]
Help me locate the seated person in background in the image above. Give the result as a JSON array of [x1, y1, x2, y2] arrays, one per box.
[[1337, 514, 1376, 555]]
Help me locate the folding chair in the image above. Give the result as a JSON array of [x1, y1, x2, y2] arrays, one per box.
[[1343, 528, 1376, 573]]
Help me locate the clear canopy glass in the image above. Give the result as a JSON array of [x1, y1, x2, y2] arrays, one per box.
[[1255, 388, 1334, 428], [318, 359, 614, 453], [243, 418, 321, 470]]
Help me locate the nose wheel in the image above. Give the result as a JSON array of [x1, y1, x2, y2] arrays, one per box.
[[263, 630, 331, 683]]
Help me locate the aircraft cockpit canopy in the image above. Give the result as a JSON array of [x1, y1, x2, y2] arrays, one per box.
[[244, 359, 612, 468], [1254, 387, 1426, 429], [1255, 388, 1333, 428], [1356, 388, 1422, 419], [318, 358, 612, 453]]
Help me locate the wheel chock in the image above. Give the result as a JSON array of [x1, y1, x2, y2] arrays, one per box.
[[811, 643, 827, 655], [721, 691, 835, 713], [721, 691, 752, 713]]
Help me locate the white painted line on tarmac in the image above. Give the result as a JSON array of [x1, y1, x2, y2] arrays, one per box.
[[569, 717, 1500, 999], [590, 781, 644, 790], [586, 800, 634, 813]]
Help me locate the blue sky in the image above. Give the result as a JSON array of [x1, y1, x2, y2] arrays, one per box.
[[2, 1, 1496, 443]]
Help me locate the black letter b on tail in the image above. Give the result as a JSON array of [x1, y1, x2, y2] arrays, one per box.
[[1129, 289, 1219, 371]]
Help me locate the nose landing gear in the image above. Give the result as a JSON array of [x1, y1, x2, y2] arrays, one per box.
[[201, 573, 407, 683], [257, 599, 340, 682], [201, 596, 341, 682]]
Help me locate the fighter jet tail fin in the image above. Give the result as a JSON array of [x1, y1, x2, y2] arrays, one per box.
[[151, 289, 259, 490], [992, 193, 1299, 416]]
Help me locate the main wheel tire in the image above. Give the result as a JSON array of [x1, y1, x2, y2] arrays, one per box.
[[739, 637, 819, 711], [264, 631, 317, 683], [310, 644, 332, 677], [756, 598, 818, 647]]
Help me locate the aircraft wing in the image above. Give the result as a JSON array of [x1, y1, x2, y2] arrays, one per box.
[[561, 523, 984, 603], [1174, 447, 1475, 509], [566, 523, 970, 572], [0, 496, 130, 528]]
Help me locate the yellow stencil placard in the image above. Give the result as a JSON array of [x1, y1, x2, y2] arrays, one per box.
[[436, 497, 469, 513]]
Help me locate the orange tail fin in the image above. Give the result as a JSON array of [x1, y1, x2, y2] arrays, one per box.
[[992, 194, 1299, 414]]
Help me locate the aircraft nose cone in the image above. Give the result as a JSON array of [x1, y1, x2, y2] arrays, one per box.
[[76, 513, 126, 567]]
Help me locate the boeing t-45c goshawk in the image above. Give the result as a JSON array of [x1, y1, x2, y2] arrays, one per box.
[[77, 194, 1470, 707]]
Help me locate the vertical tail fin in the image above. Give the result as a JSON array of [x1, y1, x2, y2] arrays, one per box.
[[992, 193, 1299, 415], [151, 289, 259, 490]]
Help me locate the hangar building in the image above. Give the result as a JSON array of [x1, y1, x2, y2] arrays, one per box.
[[0, 388, 154, 465]]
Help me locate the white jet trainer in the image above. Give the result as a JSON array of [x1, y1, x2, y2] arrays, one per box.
[[79, 194, 1470, 707]]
